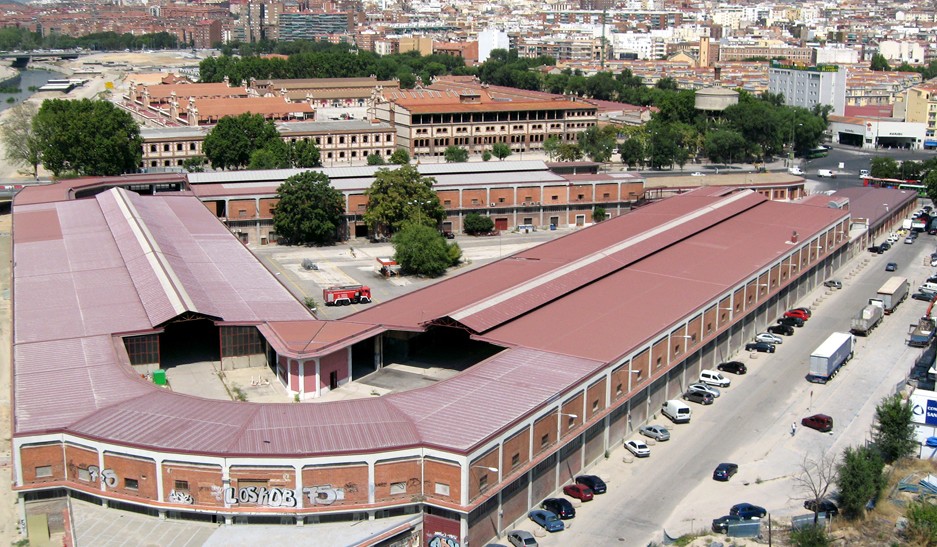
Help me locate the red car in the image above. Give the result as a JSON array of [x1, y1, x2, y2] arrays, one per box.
[[563, 483, 594, 502], [784, 309, 809, 321]]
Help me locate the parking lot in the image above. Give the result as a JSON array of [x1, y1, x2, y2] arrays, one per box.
[[496, 217, 936, 546]]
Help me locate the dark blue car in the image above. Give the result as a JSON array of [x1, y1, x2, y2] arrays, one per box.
[[541, 497, 575, 519], [575, 475, 606, 494]]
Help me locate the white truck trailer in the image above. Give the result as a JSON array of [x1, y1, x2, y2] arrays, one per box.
[[807, 332, 855, 384]]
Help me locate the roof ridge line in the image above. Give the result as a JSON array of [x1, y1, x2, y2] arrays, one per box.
[[449, 190, 758, 323], [109, 188, 196, 318]]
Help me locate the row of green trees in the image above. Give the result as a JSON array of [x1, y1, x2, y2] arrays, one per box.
[[199, 45, 470, 89], [0, 27, 179, 52]]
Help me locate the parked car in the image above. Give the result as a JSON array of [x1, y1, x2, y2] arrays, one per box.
[[717, 361, 747, 375], [801, 414, 834, 432], [529, 510, 564, 532], [755, 332, 783, 344], [823, 279, 842, 289], [562, 483, 593, 502], [624, 439, 651, 458], [699, 369, 731, 387], [541, 498, 575, 519], [713, 462, 739, 481], [913, 292, 934, 301], [691, 172, 706, 177], [767, 324, 795, 336], [804, 499, 839, 517], [777, 316, 805, 328], [712, 515, 745, 533], [730, 503, 767, 519], [784, 309, 810, 321], [683, 390, 714, 405], [688, 382, 721, 398], [575, 475, 606, 494], [791, 307, 812, 317], [886, 262, 898, 272], [638, 424, 670, 441], [906, 237, 915, 244], [507, 530, 539, 547], [880, 242, 892, 251], [745, 341, 776, 353]]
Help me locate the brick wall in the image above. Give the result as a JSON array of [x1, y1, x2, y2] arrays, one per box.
[[373, 459, 421, 503], [302, 464, 369, 506], [560, 393, 583, 439], [585, 378, 606, 420], [229, 199, 258, 220], [65, 444, 100, 489], [162, 462, 224, 507], [532, 413, 557, 458], [468, 448, 499, 501], [501, 427, 530, 479], [423, 458, 460, 504], [102, 453, 158, 500], [19, 443, 65, 484]]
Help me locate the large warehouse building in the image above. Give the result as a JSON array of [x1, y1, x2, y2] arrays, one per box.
[[10, 179, 915, 546]]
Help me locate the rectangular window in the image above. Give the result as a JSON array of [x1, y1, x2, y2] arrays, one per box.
[[174, 480, 189, 491], [567, 415, 575, 428], [435, 482, 450, 496], [616, 383, 622, 396], [124, 478, 139, 490], [78, 468, 92, 482], [478, 474, 488, 490], [541, 434, 550, 447], [35, 466, 52, 478], [511, 453, 520, 468], [390, 482, 406, 495], [592, 400, 599, 412]]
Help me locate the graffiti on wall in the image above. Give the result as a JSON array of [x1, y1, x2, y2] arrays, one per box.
[[205, 484, 347, 507], [87, 466, 118, 488], [428, 534, 461, 547], [168, 489, 194, 504]]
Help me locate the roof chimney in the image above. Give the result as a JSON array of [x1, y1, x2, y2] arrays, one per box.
[[791, 230, 799, 243]]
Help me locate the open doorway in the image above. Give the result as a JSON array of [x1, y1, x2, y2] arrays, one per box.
[[159, 316, 220, 368]]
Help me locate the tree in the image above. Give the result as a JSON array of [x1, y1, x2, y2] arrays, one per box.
[[443, 145, 469, 163], [795, 452, 838, 524], [592, 206, 607, 223], [492, 142, 512, 161], [874, 394, 916, 463], [870, 53, 891, 71], [925, 168, 937, 205], [618, 138, 644, 168], [463, 213, 494, 234], [836, 445, 885, 520], [390, 148, 410, 165], [33, 98, 142, 177], [249, 139, 290, 170], [704, 129, 748, 165], [482, 150, 492, 161], [393, 223, 457, 277], [870, 156, 900, 179], [1, 102, 42, 178], [272, 171, 345, 245], [543, 136, 561, 161], [203, 113, 281, 170], [290, 139, 321, 168], [556, 143, 584, 162], [363, 165, 444, 237], [578, 125, 617, 163], [181, 156, 206, 173]]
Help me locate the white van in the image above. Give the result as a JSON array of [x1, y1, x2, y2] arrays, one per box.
[[661, 400, 692, 423], [921, 282, 937, 294], [817, 169, 836, 178], [788, 166, 804, 175], [699, 369, 731, 388]]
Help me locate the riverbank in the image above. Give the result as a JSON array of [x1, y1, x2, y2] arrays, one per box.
[[0, 64, 16, 84]]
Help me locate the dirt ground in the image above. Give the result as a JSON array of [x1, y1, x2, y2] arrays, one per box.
[[0, 214, 18, 544]]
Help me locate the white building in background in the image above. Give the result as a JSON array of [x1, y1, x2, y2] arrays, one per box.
[[878, 40, 926, 64], [814, 45, 860, 65], [477, 27, 510, 63], [712, 7, 745, 30], [768, 61, 847, 116]]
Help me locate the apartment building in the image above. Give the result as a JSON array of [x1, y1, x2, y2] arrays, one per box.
[[278, 12, 350, 41], [373, 86, 598, 159], [248, 76, 400, 108], [768, 61, 847, 116], [902, 81, 937, 144]]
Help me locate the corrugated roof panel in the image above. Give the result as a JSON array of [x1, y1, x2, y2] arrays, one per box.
[[389, 348, 603, 451], [123, 254, 178, 326]]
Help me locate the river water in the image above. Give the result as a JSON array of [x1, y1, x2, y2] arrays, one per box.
[[0, 69, 64, 112]]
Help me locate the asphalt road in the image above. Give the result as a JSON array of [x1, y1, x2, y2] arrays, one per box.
[[504, 217, 935, 546]]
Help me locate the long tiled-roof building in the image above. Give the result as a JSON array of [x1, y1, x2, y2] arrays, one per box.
[[11, 178, 916, 546]]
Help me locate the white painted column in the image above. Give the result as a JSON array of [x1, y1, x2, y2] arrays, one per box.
[[299, 361, 305, 399], [294, 464, 304, 516], [367, 460, 375, 504], [315, 358, 321, 398], [155, 458, 165, 502]]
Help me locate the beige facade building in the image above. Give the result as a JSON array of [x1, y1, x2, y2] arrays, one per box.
[[902, 82, 937, 140], [373, 87, 598, 160]]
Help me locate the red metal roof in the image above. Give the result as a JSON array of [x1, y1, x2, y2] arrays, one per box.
[[260, 320, 383, 358]]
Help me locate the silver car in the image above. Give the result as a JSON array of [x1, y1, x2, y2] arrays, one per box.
[[638, 424, 670, 441], [688, 382, 721, 398], [507, 530, 539, 547], [755, 332, 783, 344]]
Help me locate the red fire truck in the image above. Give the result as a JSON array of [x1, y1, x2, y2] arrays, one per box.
[[322, 285, 372, 306]]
